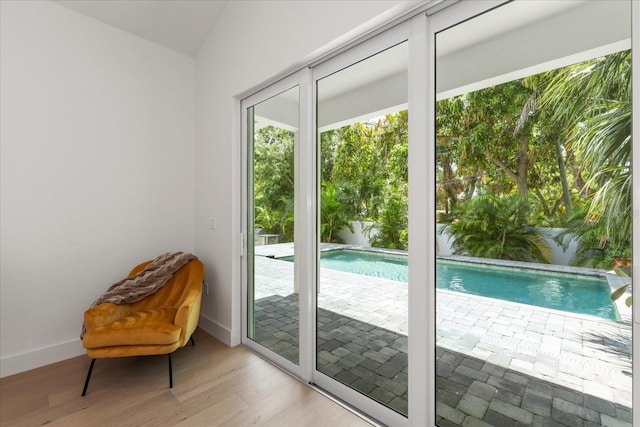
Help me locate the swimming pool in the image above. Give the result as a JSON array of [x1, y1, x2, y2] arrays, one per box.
[[305, 249, 617, 320], [319, 249, 409, 282]]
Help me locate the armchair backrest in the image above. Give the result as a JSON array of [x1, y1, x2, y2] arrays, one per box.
[[126, 259, 204, 310]]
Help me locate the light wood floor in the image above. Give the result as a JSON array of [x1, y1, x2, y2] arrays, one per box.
[[0, 329, 372, 427]]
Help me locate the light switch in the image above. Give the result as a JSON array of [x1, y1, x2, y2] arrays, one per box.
[[208, 217, 217, 230]]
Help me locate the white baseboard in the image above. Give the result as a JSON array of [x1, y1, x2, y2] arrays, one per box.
[[0, 315, 239, 379], [0, 338, 85, 378], [198, 314, 241, 346]]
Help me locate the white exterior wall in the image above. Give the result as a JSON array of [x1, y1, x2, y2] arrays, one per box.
[[336, 221, 379, 247], [0, 0, 196, 377], [339, 223, 580, 266]]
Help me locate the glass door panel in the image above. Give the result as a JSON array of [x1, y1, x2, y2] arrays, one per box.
[[434, 1, 632, 426], [247, 85, 300, 365], [316, 41, 409, 416]]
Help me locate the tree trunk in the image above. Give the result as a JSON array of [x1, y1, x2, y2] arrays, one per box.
[[489, 136, 529, 197], [515, 134, 529, 196], [566, 148, 588, 196], [465, 173, 478, 201], [555, 138, 572, 215], [534, 188, 551, 216]]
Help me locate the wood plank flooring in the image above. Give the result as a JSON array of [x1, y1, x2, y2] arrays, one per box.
[[0, 329, 372, 427]]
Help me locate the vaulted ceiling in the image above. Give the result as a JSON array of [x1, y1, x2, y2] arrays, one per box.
[[53, 0, 229, 57]]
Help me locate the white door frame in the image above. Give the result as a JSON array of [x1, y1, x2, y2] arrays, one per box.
[[240, 68, 313, 381]]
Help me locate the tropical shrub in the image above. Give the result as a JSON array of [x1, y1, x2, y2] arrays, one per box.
[[254, 197, 295, 243], [254, 206, 279, 235], [554, 208, 631, 269], [320, 182, 353, 243], [445, 194, 552, 263], [366, 186, 408, 250]]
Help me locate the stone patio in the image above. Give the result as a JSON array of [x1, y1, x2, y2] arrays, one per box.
[[250, 244, 633, 426], [254, 293, 409, 414]]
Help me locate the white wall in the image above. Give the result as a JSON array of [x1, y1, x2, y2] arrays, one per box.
[[194, 0, 417, 345], [339, 223, 580, 266], [0, 1, 196, 377], [337, 221, 380, 247]]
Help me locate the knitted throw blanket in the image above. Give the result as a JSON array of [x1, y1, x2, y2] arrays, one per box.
[[81, 252, 197, 338]]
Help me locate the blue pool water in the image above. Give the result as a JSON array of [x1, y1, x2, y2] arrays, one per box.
[[312, 250, 617, 320], [320, 250, 409, 283]]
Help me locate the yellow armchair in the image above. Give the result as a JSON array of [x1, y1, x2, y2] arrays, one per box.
[[81, 258, 204, 395]]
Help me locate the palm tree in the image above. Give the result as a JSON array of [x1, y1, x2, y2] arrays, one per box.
[[444, 193, 552, 263], [541, 50, 631, 253]]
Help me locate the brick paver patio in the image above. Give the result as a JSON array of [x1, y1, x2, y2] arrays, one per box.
[[251, 243, 632, 426]]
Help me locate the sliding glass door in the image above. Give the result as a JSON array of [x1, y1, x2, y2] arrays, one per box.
[[243, 76, 306, 372], [241, 2, 638, 425], [432, 1, 633, 426], [242, 25, 411, 426], [312, 44, 409, 427], [313, 39, 409, 422]]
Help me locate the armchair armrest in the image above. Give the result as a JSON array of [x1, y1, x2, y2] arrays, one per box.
[[174, 288, 203, 345], [83, 303, 134, 331]]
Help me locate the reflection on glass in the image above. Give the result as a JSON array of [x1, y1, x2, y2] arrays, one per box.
[[317, 41, 409, 415], [247, 86, 299, 364], [435, 1, 632, 426]]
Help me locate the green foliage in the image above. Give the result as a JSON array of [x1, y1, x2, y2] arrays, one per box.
[[541, 50, 631, 258], [321, 111, 408, 249], [435, 50, 631, 267], [366, 184, 408, 250], [325, 111, 408, 222], [445, 194, 552, 263], [320, 182, 353, 243], [436, 78, 575, 225], [253, 126, 295, 242], [254, 199, 295, 242], [554, 208, 630, 269], [254, 206, 279, 234], [255, 113, 410, 248]]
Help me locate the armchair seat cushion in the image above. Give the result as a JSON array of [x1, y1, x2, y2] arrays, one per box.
[[82, 307, 180, 348]]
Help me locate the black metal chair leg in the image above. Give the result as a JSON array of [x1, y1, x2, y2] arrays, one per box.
[[190, 335, 195, 347], [168, 353, 173, 388], [81, 359, 96, 397]]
